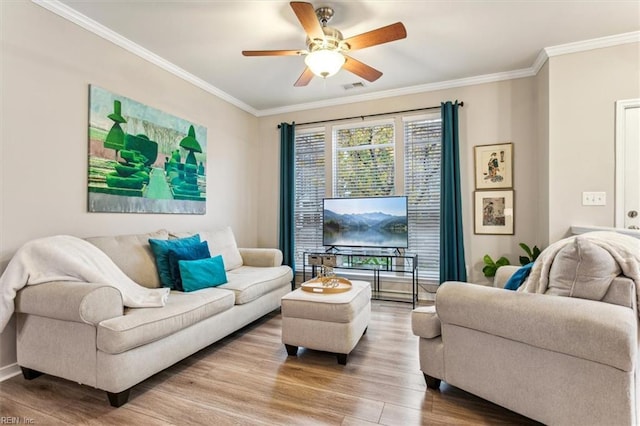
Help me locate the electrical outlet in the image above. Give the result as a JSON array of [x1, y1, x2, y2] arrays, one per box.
[[582, 192, 606, 206]]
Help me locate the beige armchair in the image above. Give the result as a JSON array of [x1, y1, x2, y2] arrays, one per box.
[[412, 233, 640, 426]]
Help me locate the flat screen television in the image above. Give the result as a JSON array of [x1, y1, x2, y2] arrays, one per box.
[[323, 196, 409, 249]]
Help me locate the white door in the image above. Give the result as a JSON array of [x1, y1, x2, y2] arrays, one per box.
[[616, 99, 640, 230]]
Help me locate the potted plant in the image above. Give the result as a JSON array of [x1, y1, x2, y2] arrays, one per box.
[[518, 243, 541, 265], [482, 243, 542, 278], [482, 255, 511, 278]]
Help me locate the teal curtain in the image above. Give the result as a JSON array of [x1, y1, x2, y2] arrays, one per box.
[[440, 101, 467, 283], [279, 122, 296, 271]]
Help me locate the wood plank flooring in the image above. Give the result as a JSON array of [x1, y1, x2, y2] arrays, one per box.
[[0, 301, 541, 425]]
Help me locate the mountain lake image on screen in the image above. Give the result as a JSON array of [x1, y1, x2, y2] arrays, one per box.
[[322, 196, 409, 249]]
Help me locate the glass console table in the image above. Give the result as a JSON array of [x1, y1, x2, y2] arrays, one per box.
[[302, 249, 419, 308]]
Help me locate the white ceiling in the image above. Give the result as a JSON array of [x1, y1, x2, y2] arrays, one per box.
[[47, 0, 640, 115]]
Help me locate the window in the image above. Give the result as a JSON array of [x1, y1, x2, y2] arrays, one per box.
[[293, 128, 325, 267], [293, 115, 442, 282], [404, 115, 442, 281], [333, 121, 395, 197]]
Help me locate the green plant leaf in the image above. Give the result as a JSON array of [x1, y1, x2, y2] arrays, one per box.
[[519, 243, 533, 258], [533, 246, 541, 260], [519, 255, 530, 265], [496, 256, 511, 267], [482, 264, 497, 277], [483, 254, 511, 277]]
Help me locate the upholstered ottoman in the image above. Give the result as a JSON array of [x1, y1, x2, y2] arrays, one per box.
[[281, 280, 371, 365]]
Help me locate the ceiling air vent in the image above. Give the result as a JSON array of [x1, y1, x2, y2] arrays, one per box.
[[343, 82, 366, 90]]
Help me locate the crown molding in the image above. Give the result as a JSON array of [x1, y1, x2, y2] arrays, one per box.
[[31, 0, 259, 116], [544, 30, 640, 58], [531, 30, 640, 76], [31, 1, 640, 117], [531, 49, 549, 75], [256, 68, 536, 116]]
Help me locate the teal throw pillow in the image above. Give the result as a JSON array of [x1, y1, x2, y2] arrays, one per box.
[[179, 255, 228, 292], [168, 241, 211, 292], [504, 262, 534, 290], [149, 234, 201, 289]]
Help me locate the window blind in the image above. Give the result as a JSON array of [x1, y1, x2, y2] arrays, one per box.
[[404, 116, 442, 281], [333, 122, 395, 197], [294, 129, 325, 267]]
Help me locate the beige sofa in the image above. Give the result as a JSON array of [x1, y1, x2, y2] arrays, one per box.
[[412, 233, 639, 426], [14, 227, 293, 407]]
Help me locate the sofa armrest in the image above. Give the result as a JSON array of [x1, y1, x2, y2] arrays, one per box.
[[493, 265, 521, 288], [411, 306, 441, 338], [15, 281, 123, 325], [238, 248, 283, 267], [436, 282, 637, 372]]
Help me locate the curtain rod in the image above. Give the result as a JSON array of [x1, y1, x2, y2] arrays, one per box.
[[277, 101, 463, 128]]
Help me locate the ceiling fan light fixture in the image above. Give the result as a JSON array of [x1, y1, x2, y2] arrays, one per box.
[[243, 2, 405, 86], [304, 49, 345, 78]]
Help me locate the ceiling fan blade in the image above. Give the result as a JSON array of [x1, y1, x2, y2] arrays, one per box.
[[290, 2, 324, 41], [294, 67, 315, 87], [344, 22, 407, 51], [343, 56, 383, 82], [242, 50, 303, 56]]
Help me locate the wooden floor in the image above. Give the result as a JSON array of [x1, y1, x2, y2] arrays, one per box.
[[0, 301, 540, 425]]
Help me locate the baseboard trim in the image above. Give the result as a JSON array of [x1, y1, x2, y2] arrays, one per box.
[[0, 363, 21, 382]]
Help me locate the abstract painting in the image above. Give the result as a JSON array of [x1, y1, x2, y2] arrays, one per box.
[[88, 85, 206, 214]]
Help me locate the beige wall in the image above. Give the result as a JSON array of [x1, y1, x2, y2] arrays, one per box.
[[535, 62, 551, 248], [547, 43, 640, 242], [258, 77, 541, 285], [0, 1, 259, 371]]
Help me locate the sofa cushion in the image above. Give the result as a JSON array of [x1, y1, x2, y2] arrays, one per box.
[[180, 255, 228, 292], [97, 288, 235, 354], [149, 234, 201, 289], [171, 227, 243, 271], [547, 237, 621, 301], [168, 241, 211, 291], [85, 230, 169, 289], [221, 265, 292, 304]]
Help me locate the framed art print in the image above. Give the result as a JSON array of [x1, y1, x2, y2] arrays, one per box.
[[474, 190, 514, 235], [88, 85, 207, 214], [474, 142, 513, 189]]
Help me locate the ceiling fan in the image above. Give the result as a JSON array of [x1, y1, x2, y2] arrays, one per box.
[[242, 1, 407, 87]]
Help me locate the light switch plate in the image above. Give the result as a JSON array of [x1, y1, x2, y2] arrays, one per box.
[[582, 192, 606, 206]]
